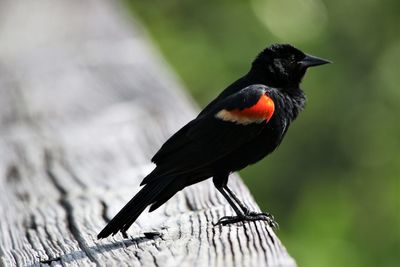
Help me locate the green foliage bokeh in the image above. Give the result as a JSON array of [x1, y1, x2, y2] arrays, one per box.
[[125, 0, 400, 266]]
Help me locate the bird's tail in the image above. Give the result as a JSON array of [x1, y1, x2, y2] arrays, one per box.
[[97, 177, 173, 239]]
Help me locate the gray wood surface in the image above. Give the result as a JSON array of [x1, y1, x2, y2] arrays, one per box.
[[0, 0, 296, 266]]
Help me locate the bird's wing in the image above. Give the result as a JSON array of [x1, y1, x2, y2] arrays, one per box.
[[146, 84, 275, 181]]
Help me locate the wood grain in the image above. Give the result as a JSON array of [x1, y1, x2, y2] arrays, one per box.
[[0, 0, 296, 266]]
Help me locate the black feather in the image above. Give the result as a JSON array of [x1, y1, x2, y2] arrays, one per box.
[[97, 177, 174, 239]]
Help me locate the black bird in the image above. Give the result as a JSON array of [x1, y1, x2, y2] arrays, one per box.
[[98, 44, 330, 239]]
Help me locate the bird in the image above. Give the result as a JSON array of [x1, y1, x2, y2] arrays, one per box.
[[97, 44, 330, 239]]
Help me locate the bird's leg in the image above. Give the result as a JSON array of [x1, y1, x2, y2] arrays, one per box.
[[212, 175, 246, 225], [215, 186, 245, 218], [223, 185, 252, 214], [215, 184, 278, 228], [224, 185, 275, 218], [213, 175, 278, 228]]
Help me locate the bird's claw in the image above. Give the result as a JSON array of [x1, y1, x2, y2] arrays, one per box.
[[214, 212, 279, 229], [248, 211, 275, 220], [213, 215, 238, 226]]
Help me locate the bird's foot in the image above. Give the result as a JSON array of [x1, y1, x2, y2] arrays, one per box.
[[214, 212, 278, 229]]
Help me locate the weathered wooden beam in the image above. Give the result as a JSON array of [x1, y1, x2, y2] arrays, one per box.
[[0, 0, 296, 266]]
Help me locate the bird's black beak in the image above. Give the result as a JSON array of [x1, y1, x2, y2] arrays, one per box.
[[299, 54, 331, 68]]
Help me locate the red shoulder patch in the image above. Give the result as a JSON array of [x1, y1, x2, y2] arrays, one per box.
[[216, 94, 275, 125]]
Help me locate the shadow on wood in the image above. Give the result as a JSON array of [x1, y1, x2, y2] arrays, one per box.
[[31, 236, 153, 266]]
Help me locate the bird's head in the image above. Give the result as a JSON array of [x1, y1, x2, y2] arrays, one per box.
[[250, 44, 330, 88]]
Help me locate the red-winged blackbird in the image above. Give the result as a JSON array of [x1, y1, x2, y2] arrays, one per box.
[[98, 44, 330, 239]]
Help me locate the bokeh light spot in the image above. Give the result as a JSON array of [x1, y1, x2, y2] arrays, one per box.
[[251, 0, 328, 42], [377, 41, 400, 99]]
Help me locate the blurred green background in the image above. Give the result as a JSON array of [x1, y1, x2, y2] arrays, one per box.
[[125, 0, 399, 266]]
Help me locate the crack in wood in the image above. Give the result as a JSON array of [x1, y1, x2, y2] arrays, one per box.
[[44, 150, 67, 196], [254, 223, 270, 264], [44, 149, 100, 265], [184, 192, 197, 211], [227, 225, 236, 264], [5, 164, 21, 184], [59, 157, 87, 189]]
